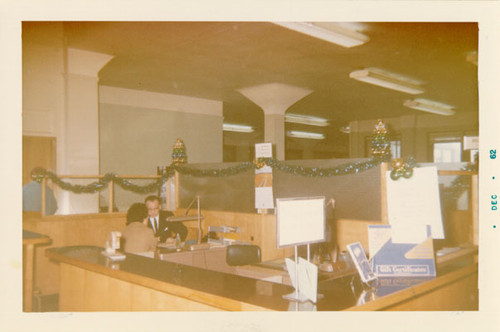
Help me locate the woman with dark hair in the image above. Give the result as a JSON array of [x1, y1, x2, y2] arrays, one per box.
[[121, 203, 158, 253]]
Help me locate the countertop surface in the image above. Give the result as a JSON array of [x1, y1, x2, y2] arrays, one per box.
[[46, 245, 477, 311]]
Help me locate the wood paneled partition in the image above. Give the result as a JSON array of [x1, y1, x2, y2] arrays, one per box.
[[23, 213, 127, 295]]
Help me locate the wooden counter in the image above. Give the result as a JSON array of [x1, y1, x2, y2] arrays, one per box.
[[46, 245, 478, 311], [23, 230, 51, 312]]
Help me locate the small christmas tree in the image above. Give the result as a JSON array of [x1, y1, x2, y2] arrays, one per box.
[[171, 138, 188, 165], [370, 119, 391, 159]]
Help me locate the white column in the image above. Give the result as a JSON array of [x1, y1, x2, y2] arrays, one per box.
[[264, 114, 285, 160], [238, 83, 312, 160], [59, 48, 113, 214]]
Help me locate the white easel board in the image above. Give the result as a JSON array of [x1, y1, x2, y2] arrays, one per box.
[[276, 197, 326, 247]]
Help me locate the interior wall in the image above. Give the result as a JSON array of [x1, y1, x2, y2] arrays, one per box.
[[22, 23, 64, 152], [99, 86, 223, 211], [349, 112, 479, 161], [23, 23, 114, 214], [22, 23, 66, 214]]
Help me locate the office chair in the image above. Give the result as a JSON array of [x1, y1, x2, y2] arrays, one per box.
[[226, 244, 261, 266]]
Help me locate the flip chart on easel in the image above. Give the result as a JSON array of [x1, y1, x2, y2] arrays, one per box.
[[385, 166, 444, 243]]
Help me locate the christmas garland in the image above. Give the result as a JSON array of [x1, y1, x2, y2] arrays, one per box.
[[33, 168, 176, 194], [257, 156, 389, 177], [441, 161, 478, 202], [33, 155, 395, 194]]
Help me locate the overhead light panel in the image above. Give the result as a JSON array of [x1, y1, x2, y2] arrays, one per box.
[[223, 123, 254, 133], [349, 67, 425, 95], [287, 130, 325, 140], [285, 114, 329, 127], [404, 98, 455, 116], [273, 22, 370, 48]]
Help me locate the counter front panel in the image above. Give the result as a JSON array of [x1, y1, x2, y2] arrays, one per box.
[[46, 245, 478, 311]]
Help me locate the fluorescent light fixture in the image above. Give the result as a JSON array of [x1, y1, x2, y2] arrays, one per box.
[[403, 98, 455, 116], [349, 67, 425, 95], [285, 113, 329, 127], [222, 123, 254, 133], [287, 130, 325, 140], [273, 22, 370, 48]]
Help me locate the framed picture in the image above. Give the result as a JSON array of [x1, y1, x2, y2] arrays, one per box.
[[347, 242, 377, 284]]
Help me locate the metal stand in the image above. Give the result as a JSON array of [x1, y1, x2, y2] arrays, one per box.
[[166, 195, 203, 244], [196, 195, 202, 244]]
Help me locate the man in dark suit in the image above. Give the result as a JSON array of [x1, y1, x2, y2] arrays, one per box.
[[144, 195, 188, 242]]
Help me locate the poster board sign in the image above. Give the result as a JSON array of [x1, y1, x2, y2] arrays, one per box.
[[276, 196, 326, 248], [385, 166, 444, 243], [368, 224, 436, 277], [255, 143, 274, 209]]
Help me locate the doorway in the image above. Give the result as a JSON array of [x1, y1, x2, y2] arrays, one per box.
[[22, 136, 56, 186]]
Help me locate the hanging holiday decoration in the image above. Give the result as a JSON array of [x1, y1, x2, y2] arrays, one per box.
[[31, 168, 173, 194], [441, 160, 478, 202], [171, 138, 188, 165], [173, 161, 255, 177], [370, 119, 391, 158], [389, 157, 417, 180], [256, 156, 388, 177]]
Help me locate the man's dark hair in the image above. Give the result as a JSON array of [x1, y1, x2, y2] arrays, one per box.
[[145, 195, 160, 204], [126, 203, 148, 225]]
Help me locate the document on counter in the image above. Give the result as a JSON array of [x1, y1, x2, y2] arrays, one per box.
[[385, 166, 444, 243]]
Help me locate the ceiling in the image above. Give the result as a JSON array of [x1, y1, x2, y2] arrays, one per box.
[[61, 21, 478, 151]]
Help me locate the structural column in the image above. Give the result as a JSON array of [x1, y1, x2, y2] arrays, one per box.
[[238, 83, 312, 160], [59, 48, 113, 213]]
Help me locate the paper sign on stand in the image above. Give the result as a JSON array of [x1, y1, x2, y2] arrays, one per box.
[[255, 143, 274, 209], [385, 166, 444, 242]]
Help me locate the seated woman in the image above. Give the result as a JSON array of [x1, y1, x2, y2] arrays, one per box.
[[122, 203, 158, 253]]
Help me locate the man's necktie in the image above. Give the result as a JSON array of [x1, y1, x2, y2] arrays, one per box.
[[151, 218, 157, 233]]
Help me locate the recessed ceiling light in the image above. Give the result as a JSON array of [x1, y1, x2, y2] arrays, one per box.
[[287, 130, 325, 140], [403, 98, 455, 116], [285, 114, 329, 127], [349, 67, 425, 95], [273, 22, 370, 48], [222, 123, 254, 133]]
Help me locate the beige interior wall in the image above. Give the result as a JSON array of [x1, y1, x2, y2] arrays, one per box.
[[99, 86, 223, 211], [22, 23, 65, 140], [349, 112, 479, 161], [23, 23, 112, 214]]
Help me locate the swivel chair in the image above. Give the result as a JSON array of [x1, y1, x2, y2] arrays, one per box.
[[226, 244, 261, 266]]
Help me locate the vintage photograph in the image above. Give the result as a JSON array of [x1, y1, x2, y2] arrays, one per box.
[[4, 3, 498, 330]]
